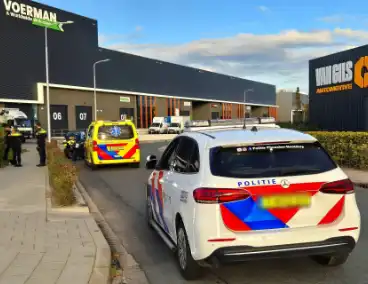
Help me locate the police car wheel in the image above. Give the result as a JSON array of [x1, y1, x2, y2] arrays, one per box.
[[176, 221, 202, 280], [311, 253, 350, 267]]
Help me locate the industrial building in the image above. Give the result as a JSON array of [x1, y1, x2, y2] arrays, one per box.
[[276, 90, 309, 123], [0, 0, 277, 135], [309, 44, 368, 131]]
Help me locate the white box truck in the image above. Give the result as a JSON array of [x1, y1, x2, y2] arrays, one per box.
[[0, 108, 33, 142], [148, 117, 170, 134], [168, 116, 190, 134]]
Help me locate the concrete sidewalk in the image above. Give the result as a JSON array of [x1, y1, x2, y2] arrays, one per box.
[[0, 145, 110, 284]]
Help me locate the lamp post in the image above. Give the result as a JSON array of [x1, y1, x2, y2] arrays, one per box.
[[93, 59, 110, 120], [44, 20, 73, 142], [243, 88, 254, 116], [242, 88, 254, 128]]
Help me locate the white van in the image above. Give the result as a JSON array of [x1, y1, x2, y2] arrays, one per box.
[[168, 116, 190, 134], [148, 117, 170, 134]]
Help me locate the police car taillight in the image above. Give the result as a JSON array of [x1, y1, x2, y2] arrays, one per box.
[[135, 138, 140, 149], [320, 179, 354, 194], [92, 140, 98, 151], [193, 188, 250, 204]]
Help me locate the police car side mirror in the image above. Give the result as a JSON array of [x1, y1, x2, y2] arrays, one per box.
[[145, 155, 157, 170]]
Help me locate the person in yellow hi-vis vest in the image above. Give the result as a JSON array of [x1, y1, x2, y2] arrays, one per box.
[[8, 127, 23, 167], [35, 122, 47, 167]]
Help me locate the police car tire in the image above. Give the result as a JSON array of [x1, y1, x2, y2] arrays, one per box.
[[176, 222, 202, 280], [311, 253, 350, 266]]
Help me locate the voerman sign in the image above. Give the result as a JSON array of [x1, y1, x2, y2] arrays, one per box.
[[3, 0, 58, 24], [314, 56, 368, 94]]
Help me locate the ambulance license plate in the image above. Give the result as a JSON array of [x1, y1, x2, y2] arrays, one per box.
[[108, 146, 124, 151]]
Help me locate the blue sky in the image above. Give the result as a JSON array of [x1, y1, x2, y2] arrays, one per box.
[[36, 0, 368, 92]]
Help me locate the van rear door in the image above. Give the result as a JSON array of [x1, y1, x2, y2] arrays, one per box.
[[95, 122, 138, 160]]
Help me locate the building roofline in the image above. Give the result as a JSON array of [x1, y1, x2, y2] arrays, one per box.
[[308, 44, 366, 63], [35, 83, 278, 107], [277, 89, 308, 95], [98, 47, 276, 88]]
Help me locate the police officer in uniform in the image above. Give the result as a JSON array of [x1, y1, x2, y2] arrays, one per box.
[[35, 122, 47, 167], [9, 126, 22, 167], [2, 123, 13, 165]]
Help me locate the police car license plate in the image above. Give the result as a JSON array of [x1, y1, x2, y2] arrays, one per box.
[[108, 146, 124, 151], [260, 194, 311, 209]]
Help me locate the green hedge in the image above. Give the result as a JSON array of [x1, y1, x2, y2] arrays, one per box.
[[306, 131, 368, 170], [47, 140, 77, 206], [0, 126, 4, 167]]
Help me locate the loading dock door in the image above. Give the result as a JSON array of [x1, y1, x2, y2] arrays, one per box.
[[50, 105, 68, 136], [120, 108, 134, 121], [75, 106, 92, 131]]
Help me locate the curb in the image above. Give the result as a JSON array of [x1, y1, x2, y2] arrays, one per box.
[[76, 179, 150, 284], [85, 218, 112, 284]]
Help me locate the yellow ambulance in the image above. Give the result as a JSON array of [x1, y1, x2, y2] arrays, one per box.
[[84, 120, 140, 169]]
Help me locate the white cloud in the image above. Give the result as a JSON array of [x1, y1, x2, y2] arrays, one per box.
[[318, 15, 345, 23], [333, 28, 368, 39], [101, 28, 368, 93], [135, 26, 143, 32], [258, 5, 269, 12]]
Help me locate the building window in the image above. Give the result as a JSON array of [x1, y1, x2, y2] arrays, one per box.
[[180, 110, 190, 116], [212, 112, 220, 119]]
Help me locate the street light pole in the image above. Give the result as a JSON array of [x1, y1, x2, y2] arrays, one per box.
[[242, 88, 254, 129], [44, 21, 73, 142], [243, 88, 254, 115], [93, 59, 110, 120], [45, 27, 51, 142]]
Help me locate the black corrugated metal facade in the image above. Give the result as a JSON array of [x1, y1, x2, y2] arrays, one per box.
[[309, 45, 368, 131], [0, 0, 276, 105], [0, 0, 98, 100]]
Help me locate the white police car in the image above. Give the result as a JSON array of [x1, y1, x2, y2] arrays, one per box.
[[145, 118, 360, 280]]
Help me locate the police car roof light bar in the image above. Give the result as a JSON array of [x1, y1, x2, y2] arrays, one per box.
[[184, 117, 278, 132]]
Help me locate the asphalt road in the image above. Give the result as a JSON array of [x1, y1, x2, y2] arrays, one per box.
[[79, 142, 368, 284]]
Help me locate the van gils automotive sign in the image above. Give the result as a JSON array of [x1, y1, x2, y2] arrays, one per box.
[[315, 56, 368, 94]]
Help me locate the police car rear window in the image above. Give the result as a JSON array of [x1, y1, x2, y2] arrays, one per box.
[[97, 125, 134, 140], [209, 142, 337, 178]]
